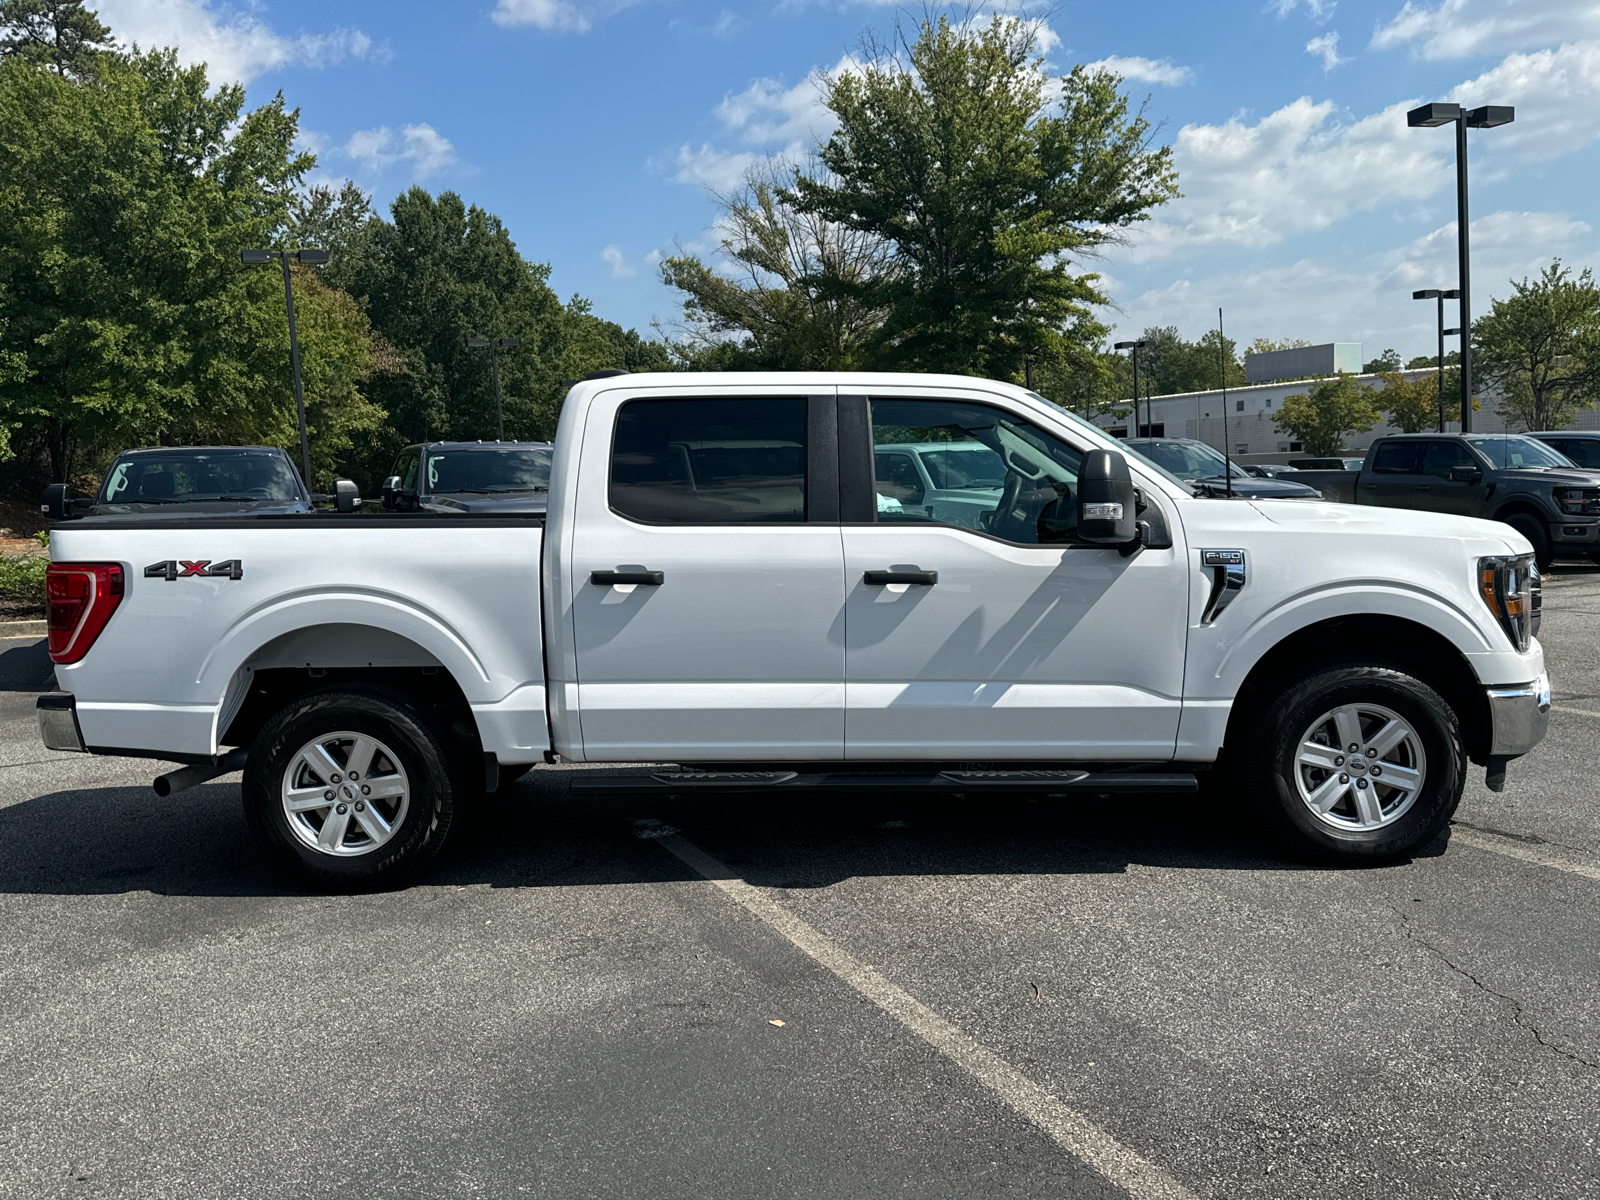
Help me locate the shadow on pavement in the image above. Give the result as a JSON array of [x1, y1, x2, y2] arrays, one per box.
[[0, 637, 53, 691], [0, 765, 1446, 898]]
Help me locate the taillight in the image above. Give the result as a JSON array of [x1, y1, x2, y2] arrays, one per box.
[[46, 562, 124, 664]]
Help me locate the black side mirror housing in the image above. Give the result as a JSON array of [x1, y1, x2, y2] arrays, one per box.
[[1449, 465, 1483, 484], [333, 479, 361, 513], [1077, 450, 1139, 546], [40, 482, 76, 520], [381, 475, 400, 510]]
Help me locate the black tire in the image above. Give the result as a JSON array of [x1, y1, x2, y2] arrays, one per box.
[[242, 685, 462, 890], [1240, 658, 1464, 864], [1503, 512, 1552, 571]]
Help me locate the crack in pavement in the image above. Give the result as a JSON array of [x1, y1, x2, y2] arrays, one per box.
[[1389, 903, 1600, 1072]]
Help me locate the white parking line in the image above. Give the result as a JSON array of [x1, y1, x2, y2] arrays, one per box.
[[1553, 705, 1600, 720], [1452, 828, 1600, 883], [652, 828, 1197, 1200]]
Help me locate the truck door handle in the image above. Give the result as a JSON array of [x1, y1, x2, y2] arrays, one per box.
[[864, 570, 937, 586], [591, 570, 664, 586]]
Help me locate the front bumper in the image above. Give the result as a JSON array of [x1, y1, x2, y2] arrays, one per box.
[[1486, 671, 1551, 757], [1550, 518, 1600, 545], [38, 693, 85, 753]]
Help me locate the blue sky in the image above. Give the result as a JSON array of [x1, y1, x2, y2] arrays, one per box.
[[96, 0, 1600, 363]]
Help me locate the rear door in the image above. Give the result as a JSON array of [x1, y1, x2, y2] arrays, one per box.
[[567, 386, 846, 761], [839, 388, 1189, 760], [1358, 440, 1425, 508]]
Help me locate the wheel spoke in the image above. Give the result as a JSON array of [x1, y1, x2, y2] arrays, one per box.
[[1367, 718, 1410, 759], [284, 785, 332, 813], [1375, 762, 1422, 793], [301, 743, 344, 783], [1305, 772, 1349, 815], [318, 805, 353, 851], [1352, 785, 1386, 827], [352, 804, 392, 842], [1332, 707, 1364, 753], [344, 736, 378, 781], [1298, 741, 1343, 771], [363, 779, 406, 800]]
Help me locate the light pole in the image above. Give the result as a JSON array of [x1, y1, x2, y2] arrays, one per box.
[[1406, 102, 1515, 432], [467, 336, 520, 440], [1412, 288, 1461, 432], [241, 247, 329, 488], [1114, 339, 1151, 435]]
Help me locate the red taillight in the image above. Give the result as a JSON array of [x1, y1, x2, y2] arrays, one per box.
[[46, 562, 124, 664]]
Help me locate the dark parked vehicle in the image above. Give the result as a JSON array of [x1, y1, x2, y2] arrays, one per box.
[[381, 441, 553, 514], [1291, 433, 1600, 568], [1125, 438, 1323, 500], [42, 446, 319, 519], [1243, 463, 1301, 479], [1530, 430, 1600, 471]]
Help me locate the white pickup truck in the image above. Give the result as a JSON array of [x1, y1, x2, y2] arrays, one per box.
[[37, 373, 1551, 889]]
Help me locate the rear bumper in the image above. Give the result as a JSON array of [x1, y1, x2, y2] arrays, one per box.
[[1486, 672, 1551, 757], [37, 694, 85, 753]]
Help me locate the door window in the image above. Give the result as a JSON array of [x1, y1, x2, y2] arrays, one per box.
[[1369, 442, 1421, 474], [873, 452, 925, 507], [1557, 439, 1600, 469], [1420, 440, 1476, 479], [611, 398, 807, 524], [398, 453, 420, 490], [869, 398, 1082, 545]]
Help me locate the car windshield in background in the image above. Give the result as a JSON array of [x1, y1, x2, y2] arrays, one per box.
[[1129, 441, 1247, 481], [99, 452, 302, 504], [919, 443, 1006, 489], [427, 447, 553, 493], [1466, 437, 1574, 470]]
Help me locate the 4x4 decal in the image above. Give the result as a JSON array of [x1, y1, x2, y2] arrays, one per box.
[[144, 559, 243, 581]]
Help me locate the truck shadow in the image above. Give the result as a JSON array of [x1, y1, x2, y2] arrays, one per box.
[[0, 768, 1448, 897]]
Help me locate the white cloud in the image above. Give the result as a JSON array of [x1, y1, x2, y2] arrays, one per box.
[[1442, 41, 1600, 165], [1083, 55, 1194, 86], [1372, 0, 1600, 60], [345, 124, 458, 181], [1305, 31, 1347, 70], [672, 144, 761, 191], [1271, 0, 1337, 23], [601, 244, 635, 277], [491, 0, 643, 33], [645, 249, 664, 266], [96, 0, 380, 84]]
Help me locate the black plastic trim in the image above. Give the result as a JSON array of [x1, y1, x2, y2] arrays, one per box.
[[806, 394, 840, 523], [837, 394, 875, 522]]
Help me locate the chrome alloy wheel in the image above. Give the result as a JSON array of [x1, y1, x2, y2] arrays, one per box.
[[1293, 703, 1427, 832], [281, 731, 410, 857]]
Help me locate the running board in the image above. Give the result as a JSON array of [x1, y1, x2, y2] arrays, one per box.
[[568, 770, 1197, 795]]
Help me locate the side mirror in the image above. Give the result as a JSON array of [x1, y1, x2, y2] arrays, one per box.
[[381, 475, 400, 510], [40, 483, 75, 520], [1449, 465, 1483, 484], [333, 479, 361, 513], [1077, 450, 1139, 547]]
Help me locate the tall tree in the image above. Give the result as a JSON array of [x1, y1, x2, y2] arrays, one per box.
[[791, 16, 1178, 381], [1374, 368, 1472, 433], [1362, 348, 1402, 373], [288, 180, 376, 271], [0, 0, 110, 77], [1274, 376, 1381, 457], [1474, 260, 1600, 432], [1137, 325, 1244, 396]]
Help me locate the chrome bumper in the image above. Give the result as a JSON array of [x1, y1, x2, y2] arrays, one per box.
[[37, 694, 86, 753], [1487, 672, 1551, 757]]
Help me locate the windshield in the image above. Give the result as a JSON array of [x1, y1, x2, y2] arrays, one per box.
[[427, 446, 553, 493], [1466, 436, 1574, 470], [918, 443, 1006, 489], [99, 452, 303, 504], [1128, 441, 1247, 481]]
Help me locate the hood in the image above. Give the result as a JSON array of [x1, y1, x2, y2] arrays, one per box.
[[1245, 498, 1525, 553], [1193, 475, 1322, 499], [423, 492, 548, 514], [1496, 468, 1600, 487]]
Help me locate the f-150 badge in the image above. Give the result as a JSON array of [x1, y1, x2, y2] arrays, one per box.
[[144, 559, 243, 581]]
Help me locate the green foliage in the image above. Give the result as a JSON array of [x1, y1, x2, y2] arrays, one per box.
[[1136, 325, 1244, 396], [1362, 348, 1401, 373], [1275, 376, 1382, 457], [0, 552, 47, 604], [1474, 260, 1600, 432], [0, 0, 110, 78], [31, 528, 46, 546], [1247, 337, 1310, 355], [788, 16, 1178, 381], [1405, 350, 1459, 369]]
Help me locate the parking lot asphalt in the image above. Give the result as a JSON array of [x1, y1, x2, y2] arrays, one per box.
[[1, 568, 1597, 1200]]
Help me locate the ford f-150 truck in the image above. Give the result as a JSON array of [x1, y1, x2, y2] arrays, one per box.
[[1290, 432, 1600, 568], [36, 374, 1551, 889]]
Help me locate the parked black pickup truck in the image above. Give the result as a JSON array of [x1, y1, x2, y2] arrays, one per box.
[[1292, 433, 1600, 568]]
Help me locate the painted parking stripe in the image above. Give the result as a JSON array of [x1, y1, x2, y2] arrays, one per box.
[[1452, 827, 1600, 883], [650, 826, 1198, 1200], [1553, 705, 1600, 720]]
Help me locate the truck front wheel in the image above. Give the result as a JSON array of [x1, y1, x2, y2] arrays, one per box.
[[1502, 513, 1552, 571], [1242, 659, 1464, 864], [242, 685, 462, 890]]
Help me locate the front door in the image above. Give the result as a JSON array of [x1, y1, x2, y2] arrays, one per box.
[[841, 390, 1190, 760], [1416, 439, 1489, 516], [567, 388, 846, 761]]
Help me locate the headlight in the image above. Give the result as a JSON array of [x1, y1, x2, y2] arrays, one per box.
[[1554, 487, 1600, 515], [1478, 554, 1537, 652]]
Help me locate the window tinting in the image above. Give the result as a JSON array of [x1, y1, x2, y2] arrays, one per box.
[[869, 398, 1082, 544], [1420, 440, 1476, 479], [1370, 442, 1421, 474], [1561, 438, 1600, 469], [99, 453, 302, 504], [427, 446, 552, 494], [611, 398, 807, 524]]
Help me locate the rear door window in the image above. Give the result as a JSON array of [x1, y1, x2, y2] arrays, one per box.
[[1369, 442, 1422, 474], [610, 398, 807, 524]]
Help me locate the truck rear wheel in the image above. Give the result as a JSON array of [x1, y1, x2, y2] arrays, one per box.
[[242, 685, 461, 890], [1241, 659, 1464, 864]]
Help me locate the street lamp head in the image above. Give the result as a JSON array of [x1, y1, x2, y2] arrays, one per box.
[[240, 249, 274, 263], [1442, 288, 1461, 299], [1407, 102, 1462, 128], [497, 337, 520, 348], [1443, 327, 1463, 336], [295, 248, 330, 264], [1113, 340, 1149, 350], [467, 337, 491, 348], [1465, 105, 1514, 128], [1412, 289, 1442, 300]]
